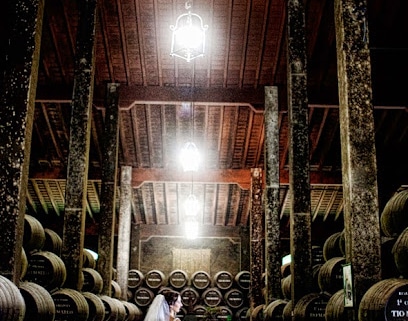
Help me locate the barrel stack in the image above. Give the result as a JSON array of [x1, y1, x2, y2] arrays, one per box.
[[0, 214, 143, 321], [129, 269, 250, 321]]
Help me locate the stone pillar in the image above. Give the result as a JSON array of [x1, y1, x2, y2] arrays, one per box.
[[61, 0, 98, 290], [116, 166, 132, 300], [334, 0, 381, 315], [287, 0, 313, 305], [249, 168, 264, 308], [0, 0, 44, 285], [264, 86, 282, 302], [98, 83, 120, 296]]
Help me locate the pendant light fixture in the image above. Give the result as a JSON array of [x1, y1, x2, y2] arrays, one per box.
[[180, 141, 200, 172], [179, 102, 200, 239], [184, 193, 200, 239], [170, 0, 208, 62], [180, 102, 201, 172]]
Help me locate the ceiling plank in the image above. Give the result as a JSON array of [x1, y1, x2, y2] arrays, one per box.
[[31, 180, 49, 215], [41, 103, 62, 160], [117, 0, 131, 84], [97, 0, 114, 81]]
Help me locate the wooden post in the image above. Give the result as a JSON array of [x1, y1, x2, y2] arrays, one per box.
[[264, 86, 282, 303], [0, 0, 44, 285], [98, 83, 120, 295], [61, 0, 98, 290], [249, 168, 264, 308], [287, 0, 313, 306], [116, 166, 132, 300], [334, 0, 381, 318]]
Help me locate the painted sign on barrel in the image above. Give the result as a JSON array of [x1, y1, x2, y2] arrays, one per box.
[[386, 284, 408, 321]]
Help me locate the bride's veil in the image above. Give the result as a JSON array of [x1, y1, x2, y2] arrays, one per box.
[[144, 294, 170, 321]]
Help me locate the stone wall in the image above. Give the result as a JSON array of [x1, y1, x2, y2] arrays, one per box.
[[129, 225, 250, 276]]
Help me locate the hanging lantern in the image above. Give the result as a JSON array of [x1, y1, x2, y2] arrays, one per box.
[[180, 141, 200, 172], [170, 1, 208, 62], [184, 193, 200, 217]]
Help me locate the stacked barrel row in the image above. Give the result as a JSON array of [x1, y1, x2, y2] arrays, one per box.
[[250, 234, 347, 321], [258, 188, 408, 321], [128, 268, 251, 321], [250, 244, 326, 321], [0, 214, 143, 321]]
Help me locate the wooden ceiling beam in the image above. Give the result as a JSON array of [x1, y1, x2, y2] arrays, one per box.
[[35, 85, 405, 110], [29, 167, 342, 188], [131, 168, 342, 189], [35, 85, 266, 107]]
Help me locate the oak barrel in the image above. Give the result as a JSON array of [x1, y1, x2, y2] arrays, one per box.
[[325, 289, 346, 321], [380, 189, 408, 237], [192, 305, 207, 321], [0, 275, 26, 321], [83, 249, 97, 269], [281, 263, 291, 278], [121, 300, 143, 321], [318, 257, 345, 294], [127, 269, 144, 289], [169, 269, 189, 289], [180, 286, 200, 306], [281, 275, 291, 300], [392, 227, 408, 278], [43, 228, 62, 256], [98, 295, 120, 321], [24, 250, 67, 291], [82, 267, 103, 294], [234, 271, 250, 291], [111, 280, 122, 299], [292, 292, 330, 321], [250, 304, 264, 321], [52, 288, 89, 321], [82, 291, 105, 321], [282, 300, 293, 321], [19, 281, 55, 321], [235, 307, 249, 321], [359, 278, 408, 321], [216, 306, 233, 321], [112, 298, 127, 321], [264, 299, 288, 321], [191, 270, 211, 291], [213, 271, 234, 291], [133, 287, 154, 307], [322, 231, 345, 261], [23, 214, 46, 252], [202, 287, 223, 307], [145, 269, 168, 289], [224, 288, 245, 309]]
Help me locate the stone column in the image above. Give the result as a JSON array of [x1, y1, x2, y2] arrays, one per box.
[[116, 166, 132, 300], [264, 86, 282, 302], [98, 83, 120, 296], [0, 0, 44, 285], [287, 0, 313, 305], [334, 0, 381, 314], [61, 0, 98, 290], [249, 168, 264, 308]]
